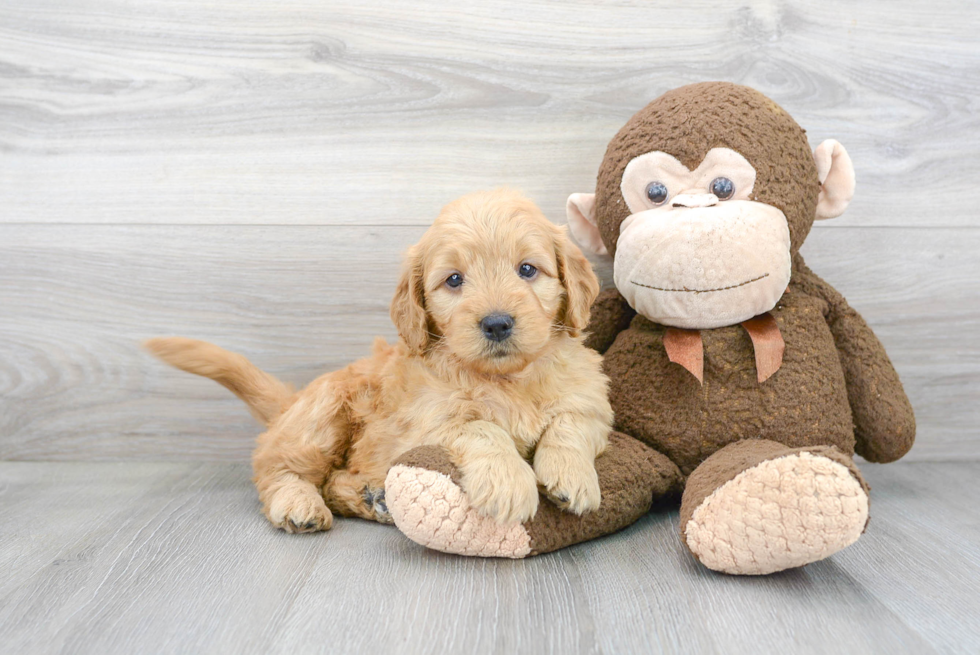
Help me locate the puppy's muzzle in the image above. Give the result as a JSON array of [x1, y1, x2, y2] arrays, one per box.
[[480, 313, 514, 342]]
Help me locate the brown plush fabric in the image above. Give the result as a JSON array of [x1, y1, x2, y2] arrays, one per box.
[[526, 431, 683, 555], [583, 287, 636, 354], [594, 81, 820, 256], [792, 254, 916, 462], [678, 439, 870, 545], [588, 82, 913, 470], [392, 446, 462, 485], [576, 82, 912, 571], [603, 286, 855, 476]]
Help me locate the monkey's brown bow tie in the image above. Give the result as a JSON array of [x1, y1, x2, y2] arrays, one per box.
[[662, 313, 785, 384]]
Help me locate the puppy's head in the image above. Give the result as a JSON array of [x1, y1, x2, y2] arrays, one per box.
[[391, 188, 599, 374]]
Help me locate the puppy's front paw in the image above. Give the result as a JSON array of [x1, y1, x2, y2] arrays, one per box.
[[266, 483, 334, 533], [534, 449, 601, 515], [460, 456, 539, 525]]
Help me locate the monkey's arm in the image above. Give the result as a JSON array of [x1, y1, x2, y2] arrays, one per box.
[[584, 287, 636, 354], [793, 255, 915, 462]]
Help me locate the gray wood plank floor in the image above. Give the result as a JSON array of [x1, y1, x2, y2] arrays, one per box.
[[1, 461, 977, 654]]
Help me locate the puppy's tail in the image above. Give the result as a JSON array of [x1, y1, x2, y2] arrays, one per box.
[[144, 337, 294, 427]]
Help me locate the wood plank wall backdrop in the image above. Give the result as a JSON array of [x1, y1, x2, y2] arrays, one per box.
[[1, 0, 978, 462]]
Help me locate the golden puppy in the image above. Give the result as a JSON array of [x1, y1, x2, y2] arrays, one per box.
[[146, 189, 612, 533]]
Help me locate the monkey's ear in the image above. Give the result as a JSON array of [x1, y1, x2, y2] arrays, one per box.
[[813, 139, 855, 220], [566, 193, 608, 256], [555, 227, 601, 337], [390, 245, 429, 355]]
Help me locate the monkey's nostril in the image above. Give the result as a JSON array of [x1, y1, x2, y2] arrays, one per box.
[[672, 193, 719, 208], [480, 313, 514, 342]]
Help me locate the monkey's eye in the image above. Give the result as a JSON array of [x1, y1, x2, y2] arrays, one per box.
[[645, 181, 669, 205], [710, 177, 735, 200], [518, 263, 538, 279], [445, 273, 464, 289]]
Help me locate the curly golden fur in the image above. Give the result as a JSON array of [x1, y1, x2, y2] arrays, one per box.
[[146, 189, 612, 533]]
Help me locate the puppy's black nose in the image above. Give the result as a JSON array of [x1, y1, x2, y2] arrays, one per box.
[[480, 313, 514, 342]]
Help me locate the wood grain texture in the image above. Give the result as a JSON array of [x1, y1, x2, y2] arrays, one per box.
[[1, 0, 978, 228], [0, 460, 977, 654], [0, 223, 974, 461], [0, 221, 973, 461], [1, 0, 978, 462]]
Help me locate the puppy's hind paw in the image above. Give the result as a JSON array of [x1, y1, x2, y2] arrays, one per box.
[[362, 486, 393, 524], [267, 484, 334, 534]]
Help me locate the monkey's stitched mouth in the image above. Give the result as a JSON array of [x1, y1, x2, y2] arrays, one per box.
[[631, 273, 769, 295]]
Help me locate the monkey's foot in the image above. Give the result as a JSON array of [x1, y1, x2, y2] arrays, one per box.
[[384, 432, 683, 558], [681, 440, 870, 575], [385, 449, 531, 557]]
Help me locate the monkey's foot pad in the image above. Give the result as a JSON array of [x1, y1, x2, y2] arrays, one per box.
[[385, 463, 532, 558], [386, 436, 680, 558], [685, 451, 869, 575]]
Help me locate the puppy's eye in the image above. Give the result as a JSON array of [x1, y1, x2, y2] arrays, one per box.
[[445, 273, 463, 289], [710, 177, 735, 200], [645, 181, 668, 205], [518, 263, 537, 279]]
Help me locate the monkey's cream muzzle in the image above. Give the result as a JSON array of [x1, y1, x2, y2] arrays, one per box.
[[614, 201, 791, 329]]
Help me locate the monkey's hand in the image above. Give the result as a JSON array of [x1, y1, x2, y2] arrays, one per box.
[[795, 258, 915, 462]]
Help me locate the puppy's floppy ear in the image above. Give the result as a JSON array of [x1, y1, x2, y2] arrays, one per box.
[[554, 227, 600, 337], [391, 244, 429, 355]]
